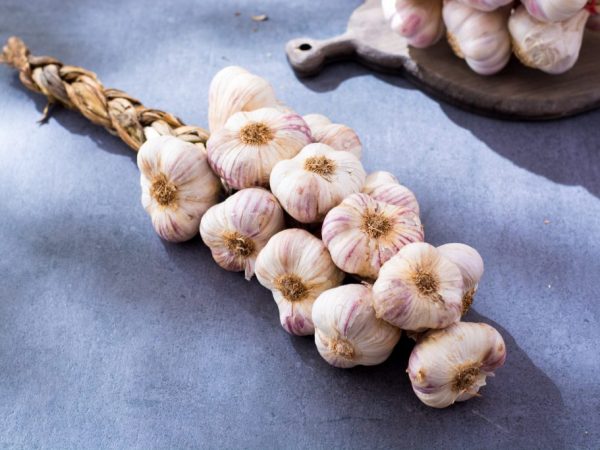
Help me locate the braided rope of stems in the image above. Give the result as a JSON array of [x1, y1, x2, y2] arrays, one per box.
[[0, 36, 209, 151]]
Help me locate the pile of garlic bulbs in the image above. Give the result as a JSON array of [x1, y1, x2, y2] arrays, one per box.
[[382, 0, 599, 75], [136, 66, 506, 409]]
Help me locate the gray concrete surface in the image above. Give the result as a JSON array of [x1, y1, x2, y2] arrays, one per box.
[[1, 1, 599, 448]]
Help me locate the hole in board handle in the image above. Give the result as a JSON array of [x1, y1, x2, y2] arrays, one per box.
[[298, 43, 312, 51]]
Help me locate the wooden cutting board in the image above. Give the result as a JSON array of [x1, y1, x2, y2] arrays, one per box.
[[285, 0, 600, 120]]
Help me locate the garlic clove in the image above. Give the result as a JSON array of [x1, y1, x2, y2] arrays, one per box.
[[443, 1, 512, 75], [362, 171, 400, 194], [372, 242, 463, 331], [207, 107, 312, 190], [199, 188, 285, 280], [437, 243, 484, 314], [382, 0, 446, 48], [208, 66, 281, 133], [312, 284, 402, 368], [303, 113, 362, 159], [302, 113, 332, 130], [270, 143, 366, 224], [137, 135, 221, 242], [322, 193, 424, 279], [407, 321, 506, 408], [509, 6, 589, 74], [521, 0, 588, 23], [255, 228, 344, 336]]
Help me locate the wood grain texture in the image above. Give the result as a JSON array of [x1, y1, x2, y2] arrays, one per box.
[[286, 0, 600, 120]]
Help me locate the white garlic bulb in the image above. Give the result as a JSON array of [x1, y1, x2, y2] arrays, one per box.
[[322, 193, 424, 279], [509, 6, 589, 74], [312, 284, 402, 368], [303, 114, 362, 159], [270, 143, 366, 224], [437, 243, 484, 314], [208, 66, 280, 133], [443, 1, 512, 75], [372, 242, 463, 331], [199, 188, 285, 279], [207, 107, 312, 190], [382, 0, 445, 48], [454, 0, 513, 12], [408, 322, 506, 408], [363, 172, 420, 216], [521, 0, 588, 23], [137, 135, 221, 242], [255, 229, 344, 336]]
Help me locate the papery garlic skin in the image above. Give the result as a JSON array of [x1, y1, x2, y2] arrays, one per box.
[[521, 0, 588, 23], [363, 171, 400, 194], [199, 188, 284, 280], [509, 6, 589, 74], [408, 322, 506, 408], [382, 0, 446, 48], [137, 135, 221, 242], [455, 0, 513, 12], [372, 242, 463, 331], [303, 114, 362, 159], [322, 193, 424, 279], [443, 1, 512, 75], [208, 66, 280, 133], [255, 229, 344, 336], [270, 143, 366, 224], [207, 107, 312, 190], [312, 284, 402, 368], [437, 243, 484, 314]]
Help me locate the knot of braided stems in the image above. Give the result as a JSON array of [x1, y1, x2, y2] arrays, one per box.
[[1, 37, 209, 151]]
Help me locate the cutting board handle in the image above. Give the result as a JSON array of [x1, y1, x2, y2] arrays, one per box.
[[286, 33, 355, 76]]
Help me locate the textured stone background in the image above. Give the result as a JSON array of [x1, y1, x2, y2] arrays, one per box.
[[1, 1, 599, 448]]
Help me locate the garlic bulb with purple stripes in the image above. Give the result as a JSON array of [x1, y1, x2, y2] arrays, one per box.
[[137, 135, 221, 242], [303, 113, 362, 159], [382, 0, 445, 48], [408, 322, 506, 408], [322, 193, 424, 279], [270, 143, 366, 224], [521, 0, 588, 23], [199, 188, 285, 279], [207, 107, 312, 190], [255, 229, 344, 336], [372, 242, 463, 331], [312, 284, 401, 368]]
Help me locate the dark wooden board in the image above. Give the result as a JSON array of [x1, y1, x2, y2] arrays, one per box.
[[286, 0, 600, 120]]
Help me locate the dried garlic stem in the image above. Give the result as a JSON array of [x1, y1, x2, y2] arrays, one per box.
[[0, 36, 209, 151]]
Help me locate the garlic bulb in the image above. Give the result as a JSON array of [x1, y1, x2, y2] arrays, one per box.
[[521, 0, 588, 23], [270, 143, 366, 224], [408, 322, 506, 408], [199, 188, 284, 279], [137, 135, 221, 242], [208, 66, 280, 133], [437, 243, 484, 314], [454, 0, 513, 12], [372, 242, 463, 331], [255, 229, 344, 336], [381, 0, 445, 48], [322, 193, 424, 279], [207, 107, 312, 190], [509, 6, 589, 74], [312, 284, 401, 368], [363, 172, 420, 215], [443, 1, 512, 75], [303, 114, 362, 159]]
